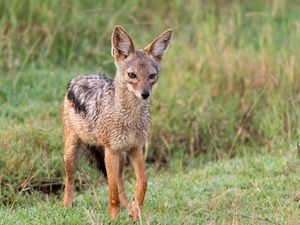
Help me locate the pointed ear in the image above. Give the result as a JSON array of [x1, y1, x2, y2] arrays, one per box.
[[144, 28, 172, 62], [111, 26, 135, 59]]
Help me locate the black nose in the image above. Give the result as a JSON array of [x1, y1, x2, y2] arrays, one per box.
[[141, 91, 150, 99]]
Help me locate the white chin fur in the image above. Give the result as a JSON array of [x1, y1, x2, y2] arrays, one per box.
[[127, 84, 148, 100], [126, 84, 151, 101]]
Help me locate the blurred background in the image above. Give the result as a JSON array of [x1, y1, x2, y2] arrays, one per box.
[[0, 0, 300, 220]]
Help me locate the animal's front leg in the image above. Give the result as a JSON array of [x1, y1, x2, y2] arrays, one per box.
[[118, 152, 130, 210], [104, 148, 120, 220], [128, 146, 147, 221]]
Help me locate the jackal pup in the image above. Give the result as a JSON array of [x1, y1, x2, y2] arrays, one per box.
[[62, 26, 172, 220]]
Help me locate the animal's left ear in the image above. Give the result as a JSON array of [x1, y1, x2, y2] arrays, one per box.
[[144, 28, 172, 62]]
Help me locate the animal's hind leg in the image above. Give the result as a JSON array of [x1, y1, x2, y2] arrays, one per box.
[[118, 152, 130, 210], [63, 133, 80, 207]]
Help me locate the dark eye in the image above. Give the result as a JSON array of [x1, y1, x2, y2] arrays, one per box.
[[149, 73, 156, 79], [128, 72, 137, 79]]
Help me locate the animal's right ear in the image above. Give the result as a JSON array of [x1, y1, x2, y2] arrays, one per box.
[[111, 26, 135, 59]]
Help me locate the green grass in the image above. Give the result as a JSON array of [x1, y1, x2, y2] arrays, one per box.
[[1, 152, 300, 224], [1, 0, 300, 224]]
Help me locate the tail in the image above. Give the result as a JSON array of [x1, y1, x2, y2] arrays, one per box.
[[85, 145, 107, 177]]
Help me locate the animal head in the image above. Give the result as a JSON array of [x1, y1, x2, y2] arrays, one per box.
[[111, 26, 172, 100]]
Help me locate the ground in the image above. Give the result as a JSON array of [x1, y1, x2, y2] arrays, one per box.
[[1, 152, 299, 224]]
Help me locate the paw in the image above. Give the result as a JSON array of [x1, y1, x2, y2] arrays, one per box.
[[63, 199, 73, 207], [110, 206, 120, 220], [129, 200, 141, 222], [63, 194, 73, 207], [109, 202, 120, 220]]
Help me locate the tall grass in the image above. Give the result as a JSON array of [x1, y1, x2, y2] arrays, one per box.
[[0, 0, 300, 200]]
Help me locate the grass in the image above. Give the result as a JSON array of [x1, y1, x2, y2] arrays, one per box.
[[1, 0, 300, 224], [1, 151, 300, 224]]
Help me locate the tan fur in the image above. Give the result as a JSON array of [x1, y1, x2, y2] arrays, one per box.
[[62, 26, 172, 221]]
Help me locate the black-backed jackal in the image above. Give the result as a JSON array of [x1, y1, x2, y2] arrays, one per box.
[[62, 26, 172, 221]]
